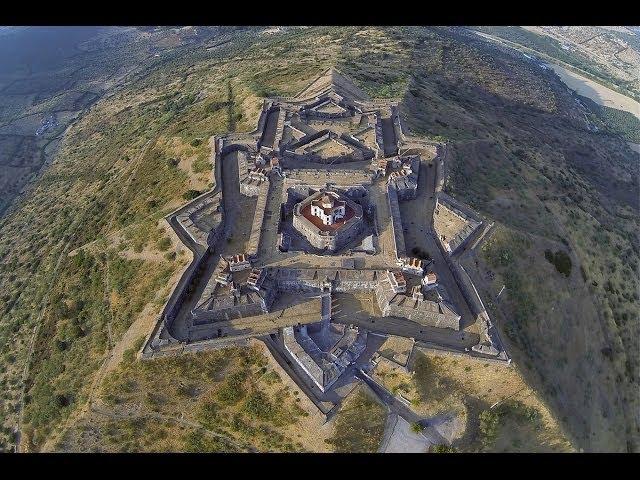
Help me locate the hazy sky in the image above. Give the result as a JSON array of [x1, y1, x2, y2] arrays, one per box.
[[0, 26, 107, 75]]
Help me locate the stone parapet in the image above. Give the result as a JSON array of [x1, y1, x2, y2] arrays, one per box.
[[387, 184, 407, 261]]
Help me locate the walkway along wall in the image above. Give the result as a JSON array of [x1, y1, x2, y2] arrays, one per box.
[[142, 188, 226, 358], [387, 184, 407, 261]]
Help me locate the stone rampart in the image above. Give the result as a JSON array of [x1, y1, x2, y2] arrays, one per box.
[[387, 185, 407, 261], [192, 297, 267, 323], [247, 183, 269, 258], [384, 302, 460, 330]]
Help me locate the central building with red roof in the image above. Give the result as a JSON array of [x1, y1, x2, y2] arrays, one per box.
[[292, 188, 364, 252]]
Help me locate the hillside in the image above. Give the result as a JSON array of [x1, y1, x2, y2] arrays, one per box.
[[395, 27, 639, 452], [0, 27, 189, 218], [0, 26, 637, 452], [471, 26, 640, 102]]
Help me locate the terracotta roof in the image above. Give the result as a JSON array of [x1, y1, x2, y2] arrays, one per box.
[[310, 193, 346, 215], [407, 257, 423, 268], [389, 270, 406, 286], [230, 254, 248, 264]]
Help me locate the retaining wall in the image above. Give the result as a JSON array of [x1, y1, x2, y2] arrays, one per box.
[[387, 185, 407, 261]]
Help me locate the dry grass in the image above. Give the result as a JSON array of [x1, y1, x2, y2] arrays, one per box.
[[374, 349, 573, 452], [54, 345, 313, 452], [433, 203, 472, 244], [325, 383, 387, 453], [377, 335, 414, 366]]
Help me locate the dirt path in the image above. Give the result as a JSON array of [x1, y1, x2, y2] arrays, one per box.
[[88, 403, 252, 452], [38, 139, 155, 452]]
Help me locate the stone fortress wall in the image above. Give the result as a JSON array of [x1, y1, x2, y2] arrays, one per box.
[[374, 270, 461, 330], [175, 191, 224, 250], [144, 137, 258, 355], [284, 168, 375, 187], [144, 187, 226, 355], [283, 322, 367, 392], [270, 267, 461, 331], [292, 211, 363, 251], [291, 189, 365, 252], [434, 191, 483, 255], [143, 67, 509, 371], [192, 292, 269, 323], [283, 131, 374, 165], [387, 184, 407, 261], [190, 258, 276, 324], [247, 184, 269, 258], [383, 295, 460, 330], [388, 156, 420, 200], [272, 267, 381, 292]]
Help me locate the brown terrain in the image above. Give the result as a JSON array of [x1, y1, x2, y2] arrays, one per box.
[[0, 26, 637, 453]]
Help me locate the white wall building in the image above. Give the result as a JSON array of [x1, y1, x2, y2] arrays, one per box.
[[310, 194, 346, 226]]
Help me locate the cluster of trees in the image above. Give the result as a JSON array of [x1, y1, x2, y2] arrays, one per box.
[[578, 95, 640, 144], [478, 401, 542, 451], [544, 249, 572, 278]]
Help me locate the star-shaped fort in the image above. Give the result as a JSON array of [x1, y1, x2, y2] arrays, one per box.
[[142, 68, 510, 415]]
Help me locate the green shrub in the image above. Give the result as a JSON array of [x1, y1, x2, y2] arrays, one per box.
[[183, 430, 237, 453], [544, 249, 572, 277], [191, 156, 210, 174], [182, 189, 202, 201], [215, 371, 246, 405], [156, 237, 171, 251], [432, 444, 457, 453], [263, 370, 281, 385], [243, 391, 278, 421], [122, 347, 136, 364], [478, 409, 501, 448], [205, 101, 228, 114], [327, 389, 386, 452], [196, 400, 219, 430]]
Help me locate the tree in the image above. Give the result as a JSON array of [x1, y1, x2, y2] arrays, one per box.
[[182, 189, 202, 201]]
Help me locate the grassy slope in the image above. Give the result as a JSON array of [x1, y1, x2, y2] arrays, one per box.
[[0, 26, 343, 452], [0, 26, 637, 452], [55, 345, 310, 452], [412, 351, 571, 452], [326, 384, 387, 453], [395, 27, 638, 452]]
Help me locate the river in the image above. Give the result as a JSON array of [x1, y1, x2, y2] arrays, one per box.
[[545, 63, 640, 120]]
